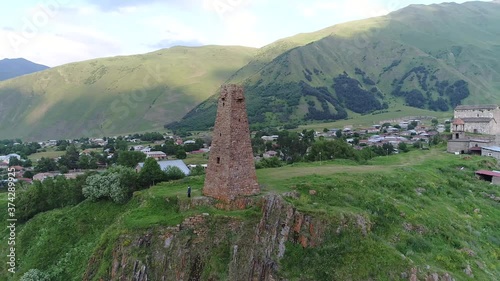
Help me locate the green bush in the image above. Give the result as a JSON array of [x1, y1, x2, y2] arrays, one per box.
[[82, 173, 120, 202], [82, 166, 137, 203], [164, 166, 185, 181], [189, 165, 206, 176], [256, 157, 283, 169], [20, 269, 50, 281]]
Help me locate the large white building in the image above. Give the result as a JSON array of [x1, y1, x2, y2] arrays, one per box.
[[453, 105, 500, 135]]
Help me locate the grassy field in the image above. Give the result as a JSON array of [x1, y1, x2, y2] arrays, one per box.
[[297, 105, 452, 131], [27, 150, 66, 161], [1, 147, 499, 280]]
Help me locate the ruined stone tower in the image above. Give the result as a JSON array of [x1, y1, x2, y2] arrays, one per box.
[[203, 84, 259, 202]]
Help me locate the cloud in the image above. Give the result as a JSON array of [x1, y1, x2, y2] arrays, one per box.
[[218, 10, 266, 47], [83, 0, 161, 11], [83, 0, 199, 12], [142, 16, 207, 49], [149, 39, 204, 49], [298, 0, 402, 20], [0, 27, 121, 66]]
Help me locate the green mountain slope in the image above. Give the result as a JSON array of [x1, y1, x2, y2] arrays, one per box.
[[0, 46, 256, 140], [170, 1, 500, 131]]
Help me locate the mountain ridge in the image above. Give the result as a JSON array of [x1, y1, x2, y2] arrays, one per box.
[[0, 58, 49, 81], [168, 1, 500, 131], [0, 46, 257, 140]]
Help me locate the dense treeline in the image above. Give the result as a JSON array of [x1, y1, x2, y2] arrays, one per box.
[[301, 82, 347, 121], [333, 73, 384, 114], [252, 129, 420, 166], [16, 174, 90, 222], [447, 80, 470, 106], [0, 140, 41, 158]]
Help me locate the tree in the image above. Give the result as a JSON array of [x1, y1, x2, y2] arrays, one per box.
[[398, 142, 409, 153], [277, 131, 308, 163], [335, 130, 342, 138], [139, 158, 166, 188], [82, 173, 120, 202], [22, 159, 33, 168], [8, 156, 22, 166], [164, 166, 185, 181], [35, 157, 58, 173], [78, 154, 98, 169], [175, 149, 187, 159], [164, 140, 177, 155], [190, 166, 206, 176], [58, 145, 79, 170], [115, 139, 128, 151], [116, 151, 146, 168], [307, 139, 357, 162], [107, 165, 139, 194], [23, 170, 34, 179]]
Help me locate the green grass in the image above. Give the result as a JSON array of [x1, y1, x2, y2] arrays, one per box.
[[27, 150, 65, 161], [182, 152, 209, 165], [1, 147, 499, 280]]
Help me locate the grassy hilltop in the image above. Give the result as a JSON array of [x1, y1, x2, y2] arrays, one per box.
[[1, 147, 499, 280]]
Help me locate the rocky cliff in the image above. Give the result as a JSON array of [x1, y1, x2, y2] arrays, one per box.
[[82, 194, 332, 281], [81, 193, 459, 281]]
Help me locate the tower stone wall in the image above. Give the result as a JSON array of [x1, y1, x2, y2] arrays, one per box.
[[203, 84, 259, 202]]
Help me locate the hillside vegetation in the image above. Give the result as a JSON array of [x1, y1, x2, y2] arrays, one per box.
[[0, 46, 256, 140], [170, 1, 500, 131], [1, 148, 499, 280]]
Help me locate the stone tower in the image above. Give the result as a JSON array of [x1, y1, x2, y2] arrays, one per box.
[[452, 118, 465, 140], [203, 84, 259, 202]]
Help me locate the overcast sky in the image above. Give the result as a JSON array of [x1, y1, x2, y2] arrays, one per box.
[[0, 0, 490, 67]]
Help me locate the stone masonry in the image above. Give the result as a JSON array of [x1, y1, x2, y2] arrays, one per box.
[[203, 84, 260, 202]]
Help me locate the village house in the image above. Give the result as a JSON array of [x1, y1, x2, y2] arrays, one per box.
[[132, 145, 145, 151], [261, 135, 279, 142], [475, 170, 500, 185], [33, 172, 57, 181], [90, 138, 107, 146], [46, 140, 57, 146], [80, 149, 93, 156], [144, 151, 167, 160], [135, 159, 190, 175], [33, 172, 85, 182], [454, 105, 500, 135], [0, 153, 21, 163], [448, 115, 496, 154], [263, 150, 278, 158], [481, 146, 500, 161]]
